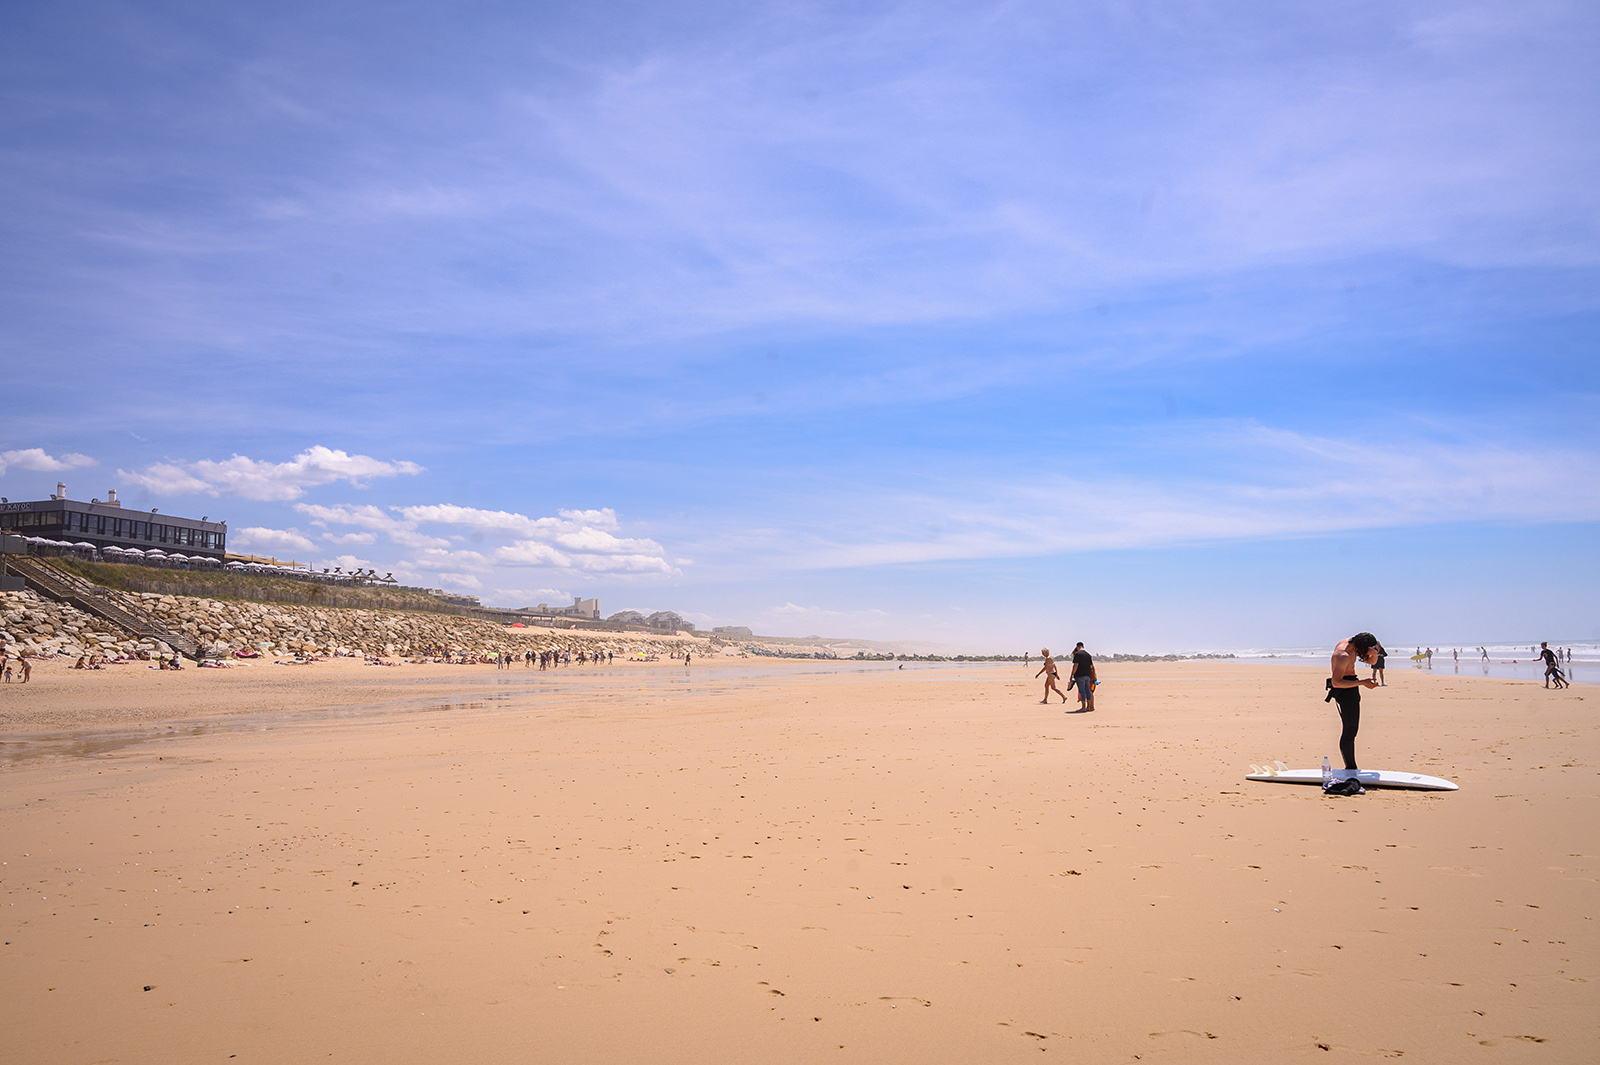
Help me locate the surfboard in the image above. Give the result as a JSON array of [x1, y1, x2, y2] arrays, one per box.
[[1246, 763, 1457, 791]]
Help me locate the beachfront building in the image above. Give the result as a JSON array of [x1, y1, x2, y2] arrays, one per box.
[[0, 484, 228, 560], [533, 596, 601, 620]]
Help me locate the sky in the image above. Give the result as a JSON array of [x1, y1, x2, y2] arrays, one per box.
[[2, 0, 1597, 652]]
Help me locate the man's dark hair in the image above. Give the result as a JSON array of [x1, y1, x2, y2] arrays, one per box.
[[1074, 642, 1084, 649], [1350, 632, 1379, 654]]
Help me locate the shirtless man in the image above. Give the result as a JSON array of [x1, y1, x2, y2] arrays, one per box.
[[1035, 648, 1068, 704], [1327, 633, 1381, 771]]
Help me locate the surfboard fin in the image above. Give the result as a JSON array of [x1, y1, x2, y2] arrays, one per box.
[[1273, 760, 1289, 772], [1248, 764, 1263, 775]]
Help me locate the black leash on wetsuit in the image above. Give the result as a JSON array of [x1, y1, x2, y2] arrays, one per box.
[[1325, 678, 1335, 702]]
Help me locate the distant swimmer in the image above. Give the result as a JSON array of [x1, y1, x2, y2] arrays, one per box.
[[1035, 648, 1068, 704], [1069, 642, 1097, 712], [1480, 646, 1490, 662], [1326, 633, 1382, 771]]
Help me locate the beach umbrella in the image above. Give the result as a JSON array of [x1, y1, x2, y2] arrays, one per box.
[[167, 553, 189, 561], [122, 548, 145, 557], [74, 542, 97, 549], [145, 549, 166, 557]]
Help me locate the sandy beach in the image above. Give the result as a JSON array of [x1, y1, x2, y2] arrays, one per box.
[[1, 657, 1594, 1063]]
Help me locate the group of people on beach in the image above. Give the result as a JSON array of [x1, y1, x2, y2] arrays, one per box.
[[1034, 644, 1097, 711]]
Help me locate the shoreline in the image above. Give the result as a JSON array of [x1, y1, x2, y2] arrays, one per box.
[[2, 654, 1592, 739]]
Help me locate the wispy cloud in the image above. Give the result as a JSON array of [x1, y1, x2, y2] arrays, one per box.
[[121, 447, 423, 502], [231, 526, 317, 554], [687, 425, 1600, 571], [0, 448, 96, 476]]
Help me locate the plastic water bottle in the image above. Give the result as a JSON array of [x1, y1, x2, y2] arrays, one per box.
[[1322, 756, 1332, 786]]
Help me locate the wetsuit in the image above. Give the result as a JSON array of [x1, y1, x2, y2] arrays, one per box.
[[1325, 675, 1361, 769]]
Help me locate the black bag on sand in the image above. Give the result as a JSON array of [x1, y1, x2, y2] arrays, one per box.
[[1323, 777, 1366, 796]]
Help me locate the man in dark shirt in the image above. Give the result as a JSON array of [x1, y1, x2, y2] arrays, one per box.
[[1069, 642, 1096, 712], [1539, 642, 1566, 689]]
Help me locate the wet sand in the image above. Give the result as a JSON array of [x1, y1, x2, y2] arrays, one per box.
[[1, 659, 1595, 1063]]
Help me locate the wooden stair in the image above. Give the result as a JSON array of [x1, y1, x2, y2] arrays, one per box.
[[7, 555, 201, 659]]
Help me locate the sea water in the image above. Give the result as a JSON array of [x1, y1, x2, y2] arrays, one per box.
[[1212, 642, 1598, 684]]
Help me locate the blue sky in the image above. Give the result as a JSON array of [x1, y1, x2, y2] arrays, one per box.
[[3, 1, 1596, 651]]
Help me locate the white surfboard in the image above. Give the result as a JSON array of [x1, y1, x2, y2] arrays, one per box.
[[1246, 764, 1457, 791]]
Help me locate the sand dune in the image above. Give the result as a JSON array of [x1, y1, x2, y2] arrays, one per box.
[[1, 659, 1594, 1063]]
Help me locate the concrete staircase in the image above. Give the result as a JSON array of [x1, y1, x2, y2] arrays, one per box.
[[6, 555, 201, 659]]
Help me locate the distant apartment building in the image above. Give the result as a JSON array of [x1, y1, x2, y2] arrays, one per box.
[[712, 625, 753, 637], [533, 596, 600, 620], [0, 484, 227, 559]]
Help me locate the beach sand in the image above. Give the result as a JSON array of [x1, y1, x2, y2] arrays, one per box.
[[1, 658, 1594, 1063]]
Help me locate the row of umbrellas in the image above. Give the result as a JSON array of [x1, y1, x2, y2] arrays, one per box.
[[16, 537, 389, 582], [17, 537, 222, 565]]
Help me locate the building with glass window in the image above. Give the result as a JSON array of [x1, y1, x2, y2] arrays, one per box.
[[0, 484, 227, 558]]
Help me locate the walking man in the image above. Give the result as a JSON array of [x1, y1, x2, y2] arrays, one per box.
[[1035, 648, 1068, 703], [1069, 642, 1097, 712], [1327, 633, 1382, 771]]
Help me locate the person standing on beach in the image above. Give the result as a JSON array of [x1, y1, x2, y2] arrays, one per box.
[[1035, 648, 1068, 703], [1069, 642, 1097, 711], [1372, 644, 1387, 686], [1326, 633, 1381, 771]]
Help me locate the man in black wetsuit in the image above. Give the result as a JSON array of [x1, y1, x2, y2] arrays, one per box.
[[1539, 642, 1566, 689], [1327, 633, 1381, 772]]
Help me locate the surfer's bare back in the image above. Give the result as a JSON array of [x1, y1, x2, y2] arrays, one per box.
[[1327, 633, 1381, 770]]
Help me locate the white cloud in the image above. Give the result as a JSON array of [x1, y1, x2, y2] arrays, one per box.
[[320, 554, 372, 571], [0, 448, 96, 476], [322, 531, 376, 545], [295, 502, 449, 549], [121, 446, 423, 501], [230, 526, 317, 554], [396, 502, 674, 575], [436, 572, 483, 590]]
